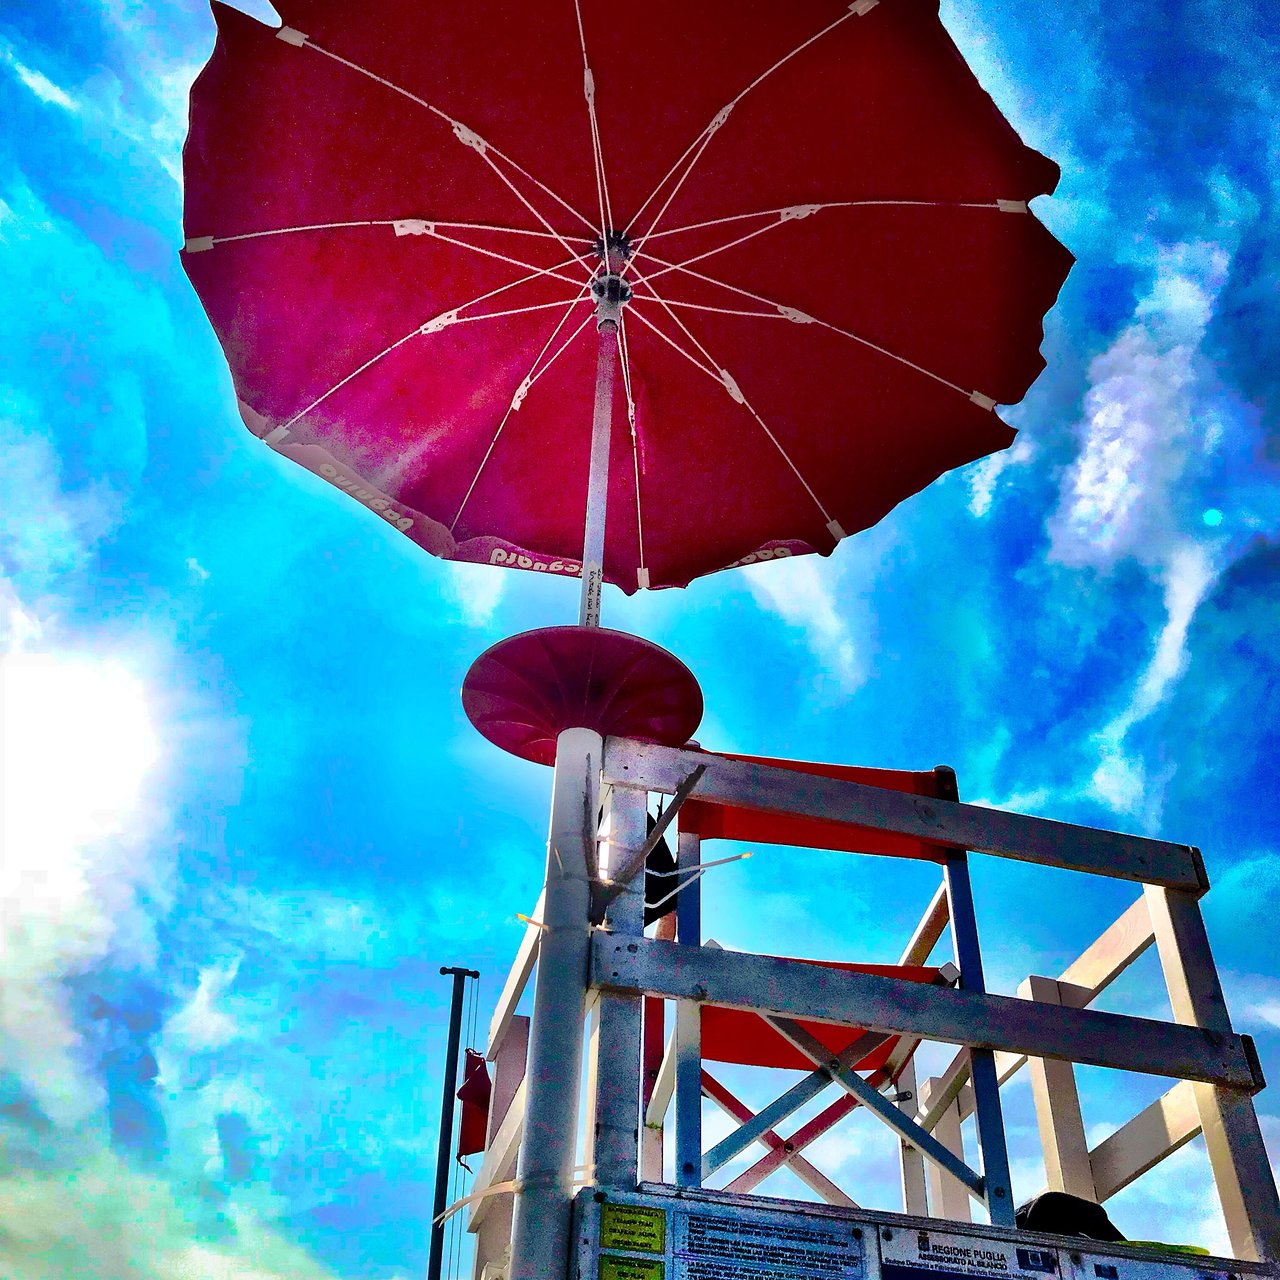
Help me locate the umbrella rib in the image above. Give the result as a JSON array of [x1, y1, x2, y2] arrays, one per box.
[[639, 200, 1028, 287], [628, 285, 836, 527], [623, 304, 720, 383], [186, 219, 589, 251], [189, 221, 590, 292], [374, 289, 592, 490], [645, 199, 1026, 242], [292, 35, 597, 261], [451, 300, 598, 325], [617, 314, 646, 587], [573, 0, 616, 244], [264, 324, 425, 445], [654, 300, 781, 320], [266, 265, 588, 446], [425, 226, 590, 288], [625, 3, 873, 257], [449, 300, 596, 533], [633, 248, 991, 406]]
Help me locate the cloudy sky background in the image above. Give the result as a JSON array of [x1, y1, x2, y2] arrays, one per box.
[[1, 0, 1279, 1275]]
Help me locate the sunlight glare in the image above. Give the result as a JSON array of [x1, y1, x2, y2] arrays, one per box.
[[1, 653, 159, 852]]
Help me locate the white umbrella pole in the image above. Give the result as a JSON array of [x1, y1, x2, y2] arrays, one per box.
[[578, 312, 619, 628], [508, 726, 601, 1280]]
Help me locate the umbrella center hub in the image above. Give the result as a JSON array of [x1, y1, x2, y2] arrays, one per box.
[[591, 230, 633, 327], [591, 272, 633, 307]]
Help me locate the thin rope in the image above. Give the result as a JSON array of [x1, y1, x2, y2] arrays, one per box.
[[276, 262, 587, 445], [641, 199, 1013, 242], [633, 248, 976, 401], [449, 302, 595, 531], [626, 6, 860, 254], [299, 38, 597, 236]]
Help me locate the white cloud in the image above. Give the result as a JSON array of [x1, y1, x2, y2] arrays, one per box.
[[1046, 245, 1247, 824], [0, 45, 81, 113], [968, 436, 1035, 518], [0, 392, 168, 1126], [165, 957, 244, 1053], [0, 1150, 340, 1280], [0, 649, 162, 1123], [441, 561, 506, 627], [0, 405, 123, 592], [1087, 541, 1216, 820], [742, 555, 865, 694], [1049, 242, 1229, 572]]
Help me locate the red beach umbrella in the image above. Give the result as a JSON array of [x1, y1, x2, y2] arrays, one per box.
[[181, 0, 1071, 600]]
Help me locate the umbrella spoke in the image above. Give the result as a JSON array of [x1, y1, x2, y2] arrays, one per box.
[[644, 199, 1026, 242], [632, 248, 997, 409], [628, 285, 839, 534], [449, 295, 595, 532], [573, 0, 616, 246], [185, 218, 590, 253], [266, 269, 589, 447], [284, 30, 596, 264], [187, 221, 591, 292], [625, 0, 880, 259], [623, 304, 719, 383]]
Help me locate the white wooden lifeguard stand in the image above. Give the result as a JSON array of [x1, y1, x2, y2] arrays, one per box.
[[461, 730, 1280, 1280]]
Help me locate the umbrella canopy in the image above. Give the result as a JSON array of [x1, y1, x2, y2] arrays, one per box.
[[182, 0, 1072, 593]]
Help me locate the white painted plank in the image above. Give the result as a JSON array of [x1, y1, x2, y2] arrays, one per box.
[[593, 936, 1259, 1089], [603, 739, 1203, 891]]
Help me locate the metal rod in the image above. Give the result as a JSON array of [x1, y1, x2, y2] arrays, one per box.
[[428, 965, 479, 1280], [509, 727, 601, 1280], [579, 318, 618, 627]]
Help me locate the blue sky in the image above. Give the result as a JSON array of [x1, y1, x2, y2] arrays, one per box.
[[1, 0, 1278, 1276]]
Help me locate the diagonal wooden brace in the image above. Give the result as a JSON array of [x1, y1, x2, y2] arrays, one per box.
[[700, 1028, 891, 1176], [702, 1072, 859, 1204], [769, 1015, 985, 1198]]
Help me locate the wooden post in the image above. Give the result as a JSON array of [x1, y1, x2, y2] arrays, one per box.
[[470, 1015, 529, 1280], [921, 1076, 972, 1222], [897, 1057, 929, 1216], [1145, 885, 1280, 1262], [590, 785, 647, 1188], [641, 914, 677, 1182], [1021, 975, 1096, 1200]]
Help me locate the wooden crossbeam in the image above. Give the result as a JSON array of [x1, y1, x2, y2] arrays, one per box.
[[592, 936, 1261, 1090], [917, 897, 1157, 1132], [603, 739, 1205, 892]]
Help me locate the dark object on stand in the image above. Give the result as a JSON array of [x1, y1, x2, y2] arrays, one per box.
[[1015, 1191, 1125, 1242]]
